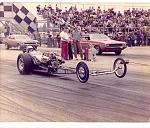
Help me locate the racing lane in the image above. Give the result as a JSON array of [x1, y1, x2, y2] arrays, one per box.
[[0, 44, 150, 122]]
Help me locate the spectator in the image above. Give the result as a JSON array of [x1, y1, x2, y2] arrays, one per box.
[[30, 32, 36, 40], [37, 4, 150, 46], [60, 27, 73, 60], [142, 29, 147, 46], [37, 32, 41, 46], [127, 32, 133, 47], [67, 29, 73, 60], [36, 5, 40, 13], [47, 31, 53, 48], [44, 5, 47, 11], [72, 26, 83, 60], [135, 29, 142, 46], [56, 33, 61, 48]]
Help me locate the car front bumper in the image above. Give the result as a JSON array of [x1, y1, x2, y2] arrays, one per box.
[[101, 46, 127, 52], [20, 44, 39, 49]]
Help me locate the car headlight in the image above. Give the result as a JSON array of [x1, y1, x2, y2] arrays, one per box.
[[105, 44, 109, 47], [20, 42, 24, 45], [123, 43, 126, 47]]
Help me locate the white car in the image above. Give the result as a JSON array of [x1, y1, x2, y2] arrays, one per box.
[[4, 34, 39, 50]]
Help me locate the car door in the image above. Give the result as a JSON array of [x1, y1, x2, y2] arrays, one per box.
[[80, 35, 90, 49], [6, 36, 12, 46], [8, 35, 16, 47]]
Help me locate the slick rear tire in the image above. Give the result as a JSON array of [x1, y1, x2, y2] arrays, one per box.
[[17, 53, 33, 75]]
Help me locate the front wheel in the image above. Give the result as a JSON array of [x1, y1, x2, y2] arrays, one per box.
[[113, 58, 127, 78], [94, 45, 102, 55], [76, 61, 89, 83], [115, 50, 122, 55], [17, 53, 33, 74]]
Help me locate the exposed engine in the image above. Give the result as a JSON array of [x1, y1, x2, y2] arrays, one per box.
[[36, 51, 64, 74], [23, 46, 65, 74], [42, 51, 62, 66]]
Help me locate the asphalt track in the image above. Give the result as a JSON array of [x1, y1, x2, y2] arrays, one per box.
[[0, 44, 150, 122]]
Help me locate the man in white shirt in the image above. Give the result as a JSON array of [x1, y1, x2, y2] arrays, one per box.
[[60, 27, 73, 60], [60, 27, 70, 41]]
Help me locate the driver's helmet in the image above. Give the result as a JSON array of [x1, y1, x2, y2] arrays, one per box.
[[26, 46, 34, 52]]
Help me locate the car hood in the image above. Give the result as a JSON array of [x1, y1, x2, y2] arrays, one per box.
[[102, 39, 126, 44], [90, 39, 126, 44], [16, 39, 38, 43]]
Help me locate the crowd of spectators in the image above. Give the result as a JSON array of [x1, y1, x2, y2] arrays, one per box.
[[36, 4, 150, 46]]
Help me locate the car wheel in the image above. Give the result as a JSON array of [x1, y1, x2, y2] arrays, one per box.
[[76, 61, 89, 83], [94, 45, 102, 55], [5, 43, 10, 50], [113, 58, 127, 78], [17, 53, 33, 75], [33, 46, 37, 50], [115, 51, 122, 55]]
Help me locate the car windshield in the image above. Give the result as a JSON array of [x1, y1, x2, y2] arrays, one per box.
[[0, 33, 5, 37], [90, 34, 110, 41], [14, 35, 31, 39]]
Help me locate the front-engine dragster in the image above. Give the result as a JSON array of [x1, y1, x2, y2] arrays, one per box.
[[17, 46, 129, 83]]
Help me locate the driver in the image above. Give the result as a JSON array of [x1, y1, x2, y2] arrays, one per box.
[[23, 46, 34, 53]]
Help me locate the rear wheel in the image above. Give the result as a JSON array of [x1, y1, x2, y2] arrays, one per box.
[[17, 53, 33, 74], [94, 45, 102, 55], [115, 50, 122, 55], [76, 61, 89, 83], [113, 58, 127, 78]]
